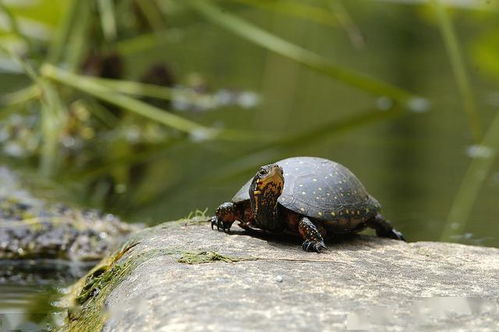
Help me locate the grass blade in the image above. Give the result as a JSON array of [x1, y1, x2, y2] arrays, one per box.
[[40, 64, 266, 142], [0, 1, 32, 48], [134, 0, 167, 32], [41, 64, 210, 134], [47, 0, 79, 64], [325, 0, 365, 49], [39, 80, 66, 177], [3, 47, 67, 176], [97, 0, 117, 41], [441, 112, 499, 241], [208, 106, 404, 181], [89, 77, 174, 100], [0, 85, 39, 108], [185, 0, 417, 105], [431, 0, 481, 143], [228, 0, 339, 27]]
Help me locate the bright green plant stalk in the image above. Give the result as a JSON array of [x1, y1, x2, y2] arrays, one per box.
[[64, 0, 91, 72], [41, 64, 211, 134], [39, 80, 67, 177], [3, 47, 66, 176], [326, 0, 365, 49], [97, 0, 117, 41], [90, 77, 174, 100], [0, 85, 39, 108], [134, 0, 167, 32], [0, 1, 32, 48], [431, 0, 481, 143], [184, 0, 416, 105], [441, 113, 499, 241], [47, 0, 80, 64]]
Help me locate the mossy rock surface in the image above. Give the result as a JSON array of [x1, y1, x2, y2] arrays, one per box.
[[0, 166, 138, 261], [64, 218, 499, 331]]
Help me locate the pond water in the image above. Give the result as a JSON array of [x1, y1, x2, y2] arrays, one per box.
[[1, 0, 499, 329], [0, 260, 92, 331], [116, 1, 499, 247]]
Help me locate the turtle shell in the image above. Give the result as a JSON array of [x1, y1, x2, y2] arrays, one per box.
[[232, 157, 381, 222]]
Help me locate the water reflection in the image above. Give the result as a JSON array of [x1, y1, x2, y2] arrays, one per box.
[[0, 260, 94, 331]]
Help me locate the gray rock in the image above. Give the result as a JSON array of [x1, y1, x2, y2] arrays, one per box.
[[0, 166, 139, 261], [65, 220, 499, 331]]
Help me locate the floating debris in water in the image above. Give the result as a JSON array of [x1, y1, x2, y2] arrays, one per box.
[[485, 92, 499, 107], [375, 97, 393, 111], [449, 232, 493, 245], [172, 86, 260, 112], [491, 172, 499, 185], [466, 144, 495, 159], [407, 97, 430, 113], [189, 128, 217, 142]]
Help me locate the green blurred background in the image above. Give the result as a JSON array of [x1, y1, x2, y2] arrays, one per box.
[[1, 0, 499, 328], [1, 0, 498, 243]]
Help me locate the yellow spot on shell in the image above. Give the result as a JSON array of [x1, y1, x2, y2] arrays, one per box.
[[331, 212, 336, 216], [300, 207, 305, 212], [318, 212, 323, 216]]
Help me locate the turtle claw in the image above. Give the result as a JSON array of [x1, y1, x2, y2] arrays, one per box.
[[210, 216, 231, 233], [379, 228, 406, 242], [302, 240, 327, 253], [390, 229, 406, 242]]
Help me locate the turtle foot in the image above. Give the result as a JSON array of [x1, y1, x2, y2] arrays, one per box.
[[385, 228, 406, 242], [210, 216, 232, 233], [302, 240, 327, 253]]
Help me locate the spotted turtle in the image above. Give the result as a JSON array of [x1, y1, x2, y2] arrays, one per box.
[[210, 157, 405, 252]]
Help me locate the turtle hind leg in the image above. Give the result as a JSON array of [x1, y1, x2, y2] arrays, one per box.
[[367, 214, 406, 241], [298, 217, 327, 252]]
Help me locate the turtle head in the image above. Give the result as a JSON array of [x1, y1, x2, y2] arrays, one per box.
[[251, 164, 284, 198], [249, 164, 284, 230]]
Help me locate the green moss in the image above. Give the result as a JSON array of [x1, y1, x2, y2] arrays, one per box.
[[177, 251, 242, 264], [64, 239, 181, 331], [63, 219, 248, 331]]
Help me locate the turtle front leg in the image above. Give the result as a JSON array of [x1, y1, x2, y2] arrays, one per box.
[[366, 213, 406, 241], [298, 217, 327, 252], [210, 202, 239, 233]]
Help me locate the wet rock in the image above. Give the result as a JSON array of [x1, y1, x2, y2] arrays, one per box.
[[0, 259, 95, 285], [0, 167, 138, 261], [64, 220, 499, 331]]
